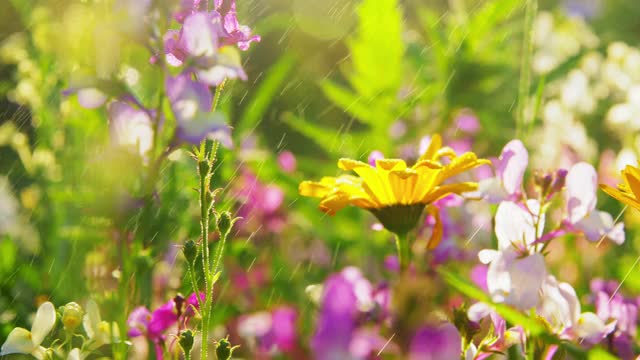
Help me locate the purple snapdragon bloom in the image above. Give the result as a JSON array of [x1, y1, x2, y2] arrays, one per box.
[[311, 268, 389, 359], [108, 100, 154, 157], [165, 73, 230, 145], [174, 0, 260, 51], [215, 0, 261, 50], [408, 322, 462, 360], [237, 306, 298, 355], [591, 279, 639, 359], [127, 300, 177, 342]]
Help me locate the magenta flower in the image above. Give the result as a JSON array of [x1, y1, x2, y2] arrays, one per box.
[[127, 300, 177, 342], [232, 169, 285, 233], [277, 151, 297, 173], [408, 322, 462, 360]]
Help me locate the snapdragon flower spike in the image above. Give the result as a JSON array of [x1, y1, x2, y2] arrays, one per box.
[[166, 73, 230, 146], [564, 162, 625, 244], [0, 301, 56, 359]]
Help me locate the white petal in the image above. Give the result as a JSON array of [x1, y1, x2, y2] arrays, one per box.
[[83, 299, 101, 339], [477, 177, 508, 204], [574, 312, 615, 343], [467, 302, 493, 323], [575, 211, 625, 245], [31, 302, 56, 346], [497, 140, 528, 195], [565, 162, 597, 224], [507, 253, 547, 309], [495, 201, 541, 250], [465, 343, 477, 360], [478, 249, 499, 264], [68, 348, 82, 360], [1, 327, 35, 355]]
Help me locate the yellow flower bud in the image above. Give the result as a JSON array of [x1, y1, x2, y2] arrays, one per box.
[[62, 302, 84, 331]]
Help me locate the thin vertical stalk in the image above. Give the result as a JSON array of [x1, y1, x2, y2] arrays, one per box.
[[395, 232, 410, 272], [516, 0, 538, 139]]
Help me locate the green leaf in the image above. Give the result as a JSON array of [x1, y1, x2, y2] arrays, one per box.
[[0, 237, 17, 274], [347, 0, 405, 100], [320, 80, 393, 126], [438, 268, 547, 336], [281, 112, 356, 155], [588, 348, 618, 360], [236, 54, 297, 135]]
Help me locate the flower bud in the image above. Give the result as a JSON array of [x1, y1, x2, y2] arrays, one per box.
[[62, 302, 84, 331], [215, 337, 238, 360], [178, 329, 195, 356], [216, 212, 234, 238], [183, 239, 197, 264]]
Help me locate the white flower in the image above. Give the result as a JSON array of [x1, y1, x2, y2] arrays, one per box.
[[538, 276, 616, 342], [83, 299, 119, 349], [478, 201, 547, 310], [0, 301, 56, 359]]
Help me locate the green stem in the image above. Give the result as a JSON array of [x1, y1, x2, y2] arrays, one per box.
[[516, 0, 538, 139], [212, 79, 226, 112], [395, 232, 411, 272]]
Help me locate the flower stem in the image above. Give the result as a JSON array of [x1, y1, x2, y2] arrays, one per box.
[[395, 232, 411, 272]]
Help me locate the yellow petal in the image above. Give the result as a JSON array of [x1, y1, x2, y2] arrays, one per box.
[[426, 206, 443, 250], [299, 181, 331, 198], [422, 182, 478, 204], [600, 183, 640, 211], [375, 159, 407, 171], [418, 134, 442, 162]]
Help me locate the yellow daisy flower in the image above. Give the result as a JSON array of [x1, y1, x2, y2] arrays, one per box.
[[299, 134, 489, 257], [600, 163, 640, 211]]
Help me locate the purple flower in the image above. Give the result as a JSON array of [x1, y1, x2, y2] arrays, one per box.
[[232, 169, 285, 233], [127, 300, 178, 342], [237, 306, 298, 354], [311, 271, 361, 359], [591, 278, 638, 359], [215, 0, 261, 51], [108, 100, 154, 156], [165, 73, 230, 145], [408, 322, 461, 360], [278, 151, 297, 173], [455, 113, 480, 134], [164, 11, 248, 86]]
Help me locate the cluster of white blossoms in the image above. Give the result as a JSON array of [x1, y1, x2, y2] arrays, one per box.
[[529, 11, 640, 171]]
